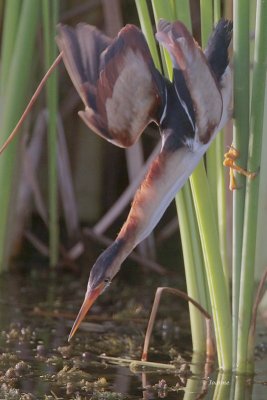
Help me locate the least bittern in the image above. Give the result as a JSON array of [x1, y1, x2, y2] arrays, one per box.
[[56, 19, 233, 340]]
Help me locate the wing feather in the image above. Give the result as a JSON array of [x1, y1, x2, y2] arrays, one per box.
[[205, 19, 233, 83], [156, 20, 223, 144], [57, 23, 166, 148]]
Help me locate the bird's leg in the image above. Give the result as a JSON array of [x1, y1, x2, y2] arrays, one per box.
[[223, 145, 258, 190]]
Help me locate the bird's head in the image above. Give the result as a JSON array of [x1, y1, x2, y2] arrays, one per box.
[[68, 240, 125, 341]]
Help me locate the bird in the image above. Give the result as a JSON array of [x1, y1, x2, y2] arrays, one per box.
[[56, 18, 233, 341]]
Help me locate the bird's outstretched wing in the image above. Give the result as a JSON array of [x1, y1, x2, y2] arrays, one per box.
[[57, 23, 166, 148], [156, 20, 223, 145]]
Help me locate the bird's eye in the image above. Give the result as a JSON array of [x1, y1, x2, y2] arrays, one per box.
[[104, 277, 111, 285]]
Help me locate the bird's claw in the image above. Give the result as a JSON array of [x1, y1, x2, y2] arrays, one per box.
[[223, 145, 258, 191]]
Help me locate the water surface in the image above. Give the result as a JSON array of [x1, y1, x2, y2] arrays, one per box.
[[0, 269, 266, 399]]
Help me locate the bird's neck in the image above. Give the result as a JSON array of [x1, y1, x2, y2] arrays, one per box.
[[101, 238, 130, 280]]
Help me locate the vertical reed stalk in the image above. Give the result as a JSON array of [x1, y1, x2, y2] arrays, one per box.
[[255, 82, 267, 277], [0, 0, 21, 93], [0, 0, 39, 271], [236, 0, 267, 374], [189, 163, 231, 369], [42, 0, 59, 266], [176, 186, 209, 352], [135, 0, 161, 70], [213, 0, 229, 279], [190, 0, 232, 368], [203, 0, 229, 280], [200, 0, 216, 214], [173, 0, 210, 352], [232, 0, 250, 367], [173, 0, 192, 30]]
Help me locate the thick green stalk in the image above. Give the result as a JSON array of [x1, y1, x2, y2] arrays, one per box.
[[151, 0, 173, 77], [232, 0, 250, 367], [0, 0, 21, 93], [198, 2, 229, 285], [190, 163, 232, 370], [213, 372, 231, 399], [135, 0, 161, 71], [176, 186, 209, 352], [255, 81, 267, 278], [201, 0, 229, 286], [150, 0, 172, 21], [213, 0, 221, 22], [174, 0, 210, 350], [201, 0, 217, 222], [213, 0, 229, 281], [216, 132, 229, 284], [173, 0, 192, 31], [0, 0, 39, 271], [236, 0, 267, 374], [200, 0, 213, 45], [193, 1, 231, 368], [42, 0, 59, 267]]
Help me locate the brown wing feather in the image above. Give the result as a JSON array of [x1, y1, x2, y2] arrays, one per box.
[[156, 20, 222, 144], [57, 23, 165, 148], [56, 24, 111, 107]]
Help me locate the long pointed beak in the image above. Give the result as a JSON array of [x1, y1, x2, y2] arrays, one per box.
[[68, 284, 104, 341]]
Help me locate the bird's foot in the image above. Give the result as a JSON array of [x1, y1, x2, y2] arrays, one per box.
[[223, 145, 258, 191]]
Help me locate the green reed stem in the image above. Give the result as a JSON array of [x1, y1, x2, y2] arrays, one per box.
[[42, 0, 59, 267], [201, 0, 224, 271], [0, 0, 39, 271], [200, 0, 218, 219], [232, 0, 250, 367], [213, 0, 229, 281], [193, 1, 231, 369], [236, 0, 267, 374], [135, 0, 161, 71], [0, 0, 21, 93], [255, 83, 267, 277], [173, 0, 192, 30], [190, 163, 232, 370], [176, 186, 209, 352], [173, 0, 210, 351], [150, 0, 173, 77]]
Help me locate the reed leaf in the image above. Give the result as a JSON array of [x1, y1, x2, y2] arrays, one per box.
[[173, 0, 210, 352], [0, 0, 21, 93], [135, 0, 161, 70], [0, 0, 39, 271], [42, 0, 59, 266], [255, 83, 267, 278], [232, 0, 250, 367], [236, 0, 267, 373]]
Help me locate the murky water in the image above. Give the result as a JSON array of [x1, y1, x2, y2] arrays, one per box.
[[0, 268, 266, 399]]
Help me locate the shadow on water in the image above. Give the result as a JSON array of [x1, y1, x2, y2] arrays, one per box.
[[0, 268, 266, 399]]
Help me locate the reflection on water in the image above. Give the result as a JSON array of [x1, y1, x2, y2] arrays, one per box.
[[0, 269, 266, 399]]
